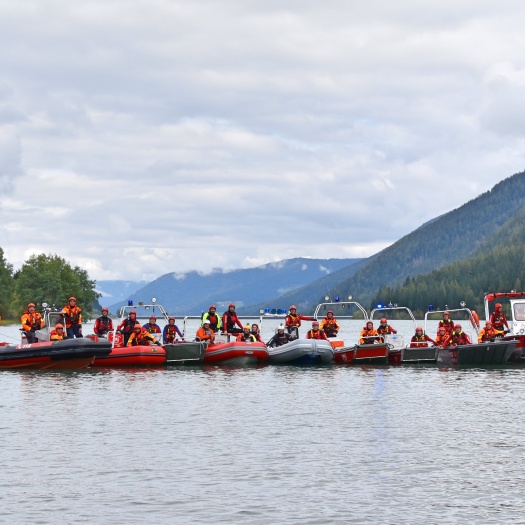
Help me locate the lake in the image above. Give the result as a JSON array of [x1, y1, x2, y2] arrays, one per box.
[[1, 320, 524, 524]]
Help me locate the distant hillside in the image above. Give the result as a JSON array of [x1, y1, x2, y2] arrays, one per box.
[[370, 203, 525, 315], [240, 257, 371, 314], [325, 170, 525, 307], [96, 280, 148, 305], [107, 258, 361, 315]]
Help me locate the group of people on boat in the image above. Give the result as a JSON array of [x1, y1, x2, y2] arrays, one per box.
[[21, 297, 84, 342]]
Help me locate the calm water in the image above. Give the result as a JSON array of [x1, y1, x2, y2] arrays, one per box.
[[1, 322, 524, 524]]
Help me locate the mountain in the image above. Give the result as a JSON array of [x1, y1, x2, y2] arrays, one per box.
[[106, 258, 362, 315], [253, 170, 525, 312], [96, 280, 148, 305]]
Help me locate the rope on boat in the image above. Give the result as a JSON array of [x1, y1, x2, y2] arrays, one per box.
[[0, 330, 21, 342]]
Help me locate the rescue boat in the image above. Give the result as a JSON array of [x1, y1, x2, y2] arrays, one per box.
[[267, 339, 334, 365], [203, 340, 269, 366], [90, 331, 166, 367], [333, 343, 389, 365], [436, 340, 518, 366], [0, 339, 112, 370]]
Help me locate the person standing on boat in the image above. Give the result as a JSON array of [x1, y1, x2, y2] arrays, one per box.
[[163, 316, 184, 344], [61, 296, 83, 339], [438, 311, 455, 334], [285, 305, 314, 338], [94, 307, 114, 337], [449, 324, 472, 345], [143, 315, 162, 335], [50, 323, 67, 341], [127, 323, 159, 346], [202, 305, 222, 333], [306, 321, 328, 340], [21, 302, 44, 343], [117, 309, 138, 346], [320, 310, 340, 338], [359, 321, 380, 344], [409, 327, 436, 348], [251, 323, 263, 343], [221, 303, 243, 334], [266, 324, 293, 347], [377, 317, 397, 342], [435, 326, 451, 347], [237, 324, 257, 342], [478, 321, 498, 343], [490, 303, 510, 335], [196, 320, 215, 343]]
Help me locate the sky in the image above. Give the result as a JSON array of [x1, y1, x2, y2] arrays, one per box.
[[1, 0, 525, 282]]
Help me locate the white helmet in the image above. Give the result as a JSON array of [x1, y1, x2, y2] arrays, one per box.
[[278, 324, 285, 330]]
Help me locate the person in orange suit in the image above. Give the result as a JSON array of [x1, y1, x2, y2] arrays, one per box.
[[196, 320, 216, 343], [21, 302, 44, 343]]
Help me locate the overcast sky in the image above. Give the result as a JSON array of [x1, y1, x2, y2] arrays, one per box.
[[1, 1, 524, 282]]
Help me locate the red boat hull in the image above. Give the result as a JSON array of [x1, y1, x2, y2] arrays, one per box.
[[204, 342, 268, 365], [334, 343, 389, 365], [92, 345, 167, 367]]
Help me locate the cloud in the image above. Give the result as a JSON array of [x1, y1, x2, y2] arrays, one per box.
[[0, 0, 525, 280]]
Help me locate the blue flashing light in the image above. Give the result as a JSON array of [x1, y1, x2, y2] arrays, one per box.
[[128, 300, 133, 306], [334, 296, 340, 302], [377, 303, 383, 309], [271, 309, 277, 314], [282, 309, 287, 314], [428, 305, 433, 311], [276, 309, 283, 315]]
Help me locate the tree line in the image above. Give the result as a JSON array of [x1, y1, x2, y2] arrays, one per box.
[[0, 248, 100, 321]]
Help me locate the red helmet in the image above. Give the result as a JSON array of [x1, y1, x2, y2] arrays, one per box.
[[149, 315, 157, 320], [439, 326, 446, 331], [130, 310, 136, 315], [312, 321, 319, 327], [27, 302, 36, 308], [455, 324, 462, 330], [69, 296, 76, 302], [210, 305, 216, 310], [380, 318, 387, 324], [133, 323, 142, 331], [101, 307, 109, 312], [55, 323, 64, 329], [443, 311, 450, 316], [495, 303, 502, 309], [486, 321, 492, 327], [168, 316, 175, 321], [290, 305, 297, 310], [416, 327, 423, 332], [229, 303, 235, 308], [327, 310, 334, 316]]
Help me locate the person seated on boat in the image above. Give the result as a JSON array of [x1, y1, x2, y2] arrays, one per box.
[[285, 305, 314, 338], [319, 310, 340, 338], [163, 316, 184, 344], [127, 323, 159, 346], [266, 324, 293, 348], [94, 307, 114, 337], [21, 302, 44, 343], [377, 317, 397, 342], [250, 323, 263, 343], [449, 324, 472, 345], [196, 320, 215, 343], [221, 303, 244, 334], [202, 304, 222, 333], [435, 326, 451, 347], [490, 303, 510, 335], [409, 327, 436, 348], [117, 309, 138, 346], [438, 311, 455, 335], [236, 325, 257, 343], [143, 315, 162, 335], [50, 323, 67, 341], [359, 321, 380, 345], [307, 321, 328, 340], [61, 296, 83, 339], [478, 321, 499, 343]]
